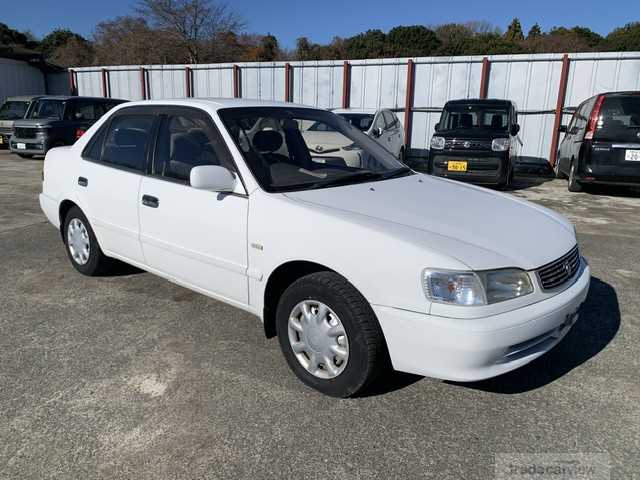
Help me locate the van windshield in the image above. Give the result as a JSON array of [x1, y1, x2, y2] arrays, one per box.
[[0, 101, 29, 120], [27, 99, 65, 120], [439, 104, 509, 132]]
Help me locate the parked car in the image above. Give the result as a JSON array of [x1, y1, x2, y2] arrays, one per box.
[[39, 99, 589, 397], [0, 95, 41, 148], [10, 96, 125, 158], [556, 91, 640, 191], [301, 108, 406, 165], [429, 99, 520, 188]]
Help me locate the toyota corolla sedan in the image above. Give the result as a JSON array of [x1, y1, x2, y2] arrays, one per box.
[[39, 99, 590, 397]]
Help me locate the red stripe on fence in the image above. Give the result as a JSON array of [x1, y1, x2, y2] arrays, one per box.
[[549, 54, 571, 167]]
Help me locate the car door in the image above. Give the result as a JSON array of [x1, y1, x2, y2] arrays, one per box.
[[138, 107, 249, 305], [76, 107, 157, 263], [382, 110, 403, 156]]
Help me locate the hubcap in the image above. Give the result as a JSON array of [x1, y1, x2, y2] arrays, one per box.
[[287, 300, 349, 379], [67, 218, 90, 265]]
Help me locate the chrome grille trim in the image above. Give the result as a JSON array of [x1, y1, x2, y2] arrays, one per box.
[[536, 245, 580, 291], [444, 138, 492, 151]]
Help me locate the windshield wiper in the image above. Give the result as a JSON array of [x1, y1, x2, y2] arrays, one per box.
[[379, 167, 413, 180], [308, 171, 384, 189]]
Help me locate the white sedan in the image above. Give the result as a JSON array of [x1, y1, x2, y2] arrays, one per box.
[[301, 108, 406, 165], [39, 98, 590, 397]]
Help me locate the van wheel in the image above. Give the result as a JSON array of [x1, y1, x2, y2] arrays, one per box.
[[568, 160, 582, 192], [554, 161, 566, 179], [17, 153, 33, 159], [63, 206, 112, 276], [497, 161, 513, 190], [276, 271, 386, 397]]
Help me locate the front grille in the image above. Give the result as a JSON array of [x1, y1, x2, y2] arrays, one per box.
[[444, 138, 492, 151], [13, 127, 37, 139], [537, 245, 580, 290]]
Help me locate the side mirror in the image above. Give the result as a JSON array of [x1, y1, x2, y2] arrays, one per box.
[[434, 122, 440, 132], [190, 165, 237, 192], [371, 127, 383, 138], [511, 123, 520, 136], [558, 125, 567, 133]]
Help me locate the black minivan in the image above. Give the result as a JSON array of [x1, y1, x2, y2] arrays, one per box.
[[429, 99, 520, 188], [10, 96, 125, 158], [556, 91, 640, 191]]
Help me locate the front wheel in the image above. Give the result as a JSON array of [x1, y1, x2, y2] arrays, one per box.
[[276, 272, 387, 397], [63, 206, 113, 276], [17, 153, 33, 159], [568, 160, 582, 192]]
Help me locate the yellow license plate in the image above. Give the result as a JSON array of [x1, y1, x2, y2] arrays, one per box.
[[0, 136, 3, 144], [447, 161, 467, 172]]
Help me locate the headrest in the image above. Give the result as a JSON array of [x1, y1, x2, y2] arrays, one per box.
[[253, 130, 283, 152], [491, 114, 503, 129], [171, 132, 202, 160], [114, 128, 147, 147]]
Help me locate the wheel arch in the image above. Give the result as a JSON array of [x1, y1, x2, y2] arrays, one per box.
[[262, 260, 337, 338]]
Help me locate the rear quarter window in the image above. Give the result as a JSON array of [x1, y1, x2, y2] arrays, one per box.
[[596, 95, 640, 141]]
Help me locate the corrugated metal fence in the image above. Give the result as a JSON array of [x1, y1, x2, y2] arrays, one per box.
[[71, 52, 640, 165], [0, 58, 69, 102]]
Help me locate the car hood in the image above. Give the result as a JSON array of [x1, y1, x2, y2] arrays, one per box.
[[13, 118, 59, 128], [284, 174, 576, 271]]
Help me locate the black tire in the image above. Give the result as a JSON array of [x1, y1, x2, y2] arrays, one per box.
[[398, 146, 406, 164], [63, 206, 113, 276], [568, 159, 582, 192], [497, 161, 512, 190], [17, 153, 33, 159], [276, 271, 387, 398]]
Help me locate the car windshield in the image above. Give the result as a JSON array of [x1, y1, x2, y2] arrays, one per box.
[[439, 104, 509, 132], [338, 113, 375, 131], [27, 99, 65, 120], [218, 107, 411, 193], [0, 101, 30, 120]]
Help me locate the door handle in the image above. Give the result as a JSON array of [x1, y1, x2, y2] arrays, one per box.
[[78, 176, 88, 187], [142, 194, 159, 208]]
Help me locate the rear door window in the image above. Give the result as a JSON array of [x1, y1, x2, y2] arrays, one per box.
[[101, 114, 156, 172]]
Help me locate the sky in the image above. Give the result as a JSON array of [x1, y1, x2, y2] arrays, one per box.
[[3, 0, 637, 48]]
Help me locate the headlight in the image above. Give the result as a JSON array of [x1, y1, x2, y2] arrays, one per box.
[[422, 268, 533, 306], [478, 269, 533, 304], [491, 138, 510, 152], [430, 136, 445, 150]]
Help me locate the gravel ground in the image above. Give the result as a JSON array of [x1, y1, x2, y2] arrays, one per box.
[[1, 150, 638, 479]]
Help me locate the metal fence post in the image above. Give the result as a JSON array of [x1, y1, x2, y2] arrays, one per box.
[[479, 57, 490, 99], [233, 65, 240, 98], [139, 67, 147, 100], [403, 59, 415, 148], [342, 61, 350, 109], [284, 63, 292, 102], [101, 68, 109, 98], [185, 66, 192, 98], [549, 54, 571, 167]]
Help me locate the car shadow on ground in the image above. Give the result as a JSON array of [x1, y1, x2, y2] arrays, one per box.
[[583, 184, 640, 198], [449, 276, 620, 394], [360, 277, 619, 397]]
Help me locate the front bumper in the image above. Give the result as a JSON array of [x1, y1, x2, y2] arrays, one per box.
[[10, 137, 48, 155], [374, 259, 590, 381], [430, 151, 509, 185]]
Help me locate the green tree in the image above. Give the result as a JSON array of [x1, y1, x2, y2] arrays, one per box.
[[254, 34, 280, 61], [0, 22, 35, 48], [527, 23, 543, 40], [344, 29, 386, 59], [435, 23, 474, 56], [504, 18, 524, 42], [384, 25, 440, 57], [550, 26, 603, 48], [605, 22, 640, 51]]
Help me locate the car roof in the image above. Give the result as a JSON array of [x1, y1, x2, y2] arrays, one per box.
[[115, 97, 330, 112], [332, 108, 379, 115], [33, 95, 126, 102], [444, 98, 513, 107], [4, 95, 43, 102]]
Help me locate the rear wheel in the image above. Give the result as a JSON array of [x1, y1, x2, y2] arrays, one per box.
[[553, 160, 566, 179], [276, 271, 386, 397], [17, 153, 33, 159], [63, 206, 113, 276], [497, 160, 513, 190], [568, 159, 582, 192]]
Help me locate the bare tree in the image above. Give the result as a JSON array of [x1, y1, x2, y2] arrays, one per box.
[[136, 0, 244, 63]]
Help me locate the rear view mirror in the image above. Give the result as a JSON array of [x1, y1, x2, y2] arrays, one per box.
[[558, 125, 567, 133], [511, 124, 520, 136], [371, 127, 383, 138], [190, 165, 237, 192], [434, 122, 440, 132]]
